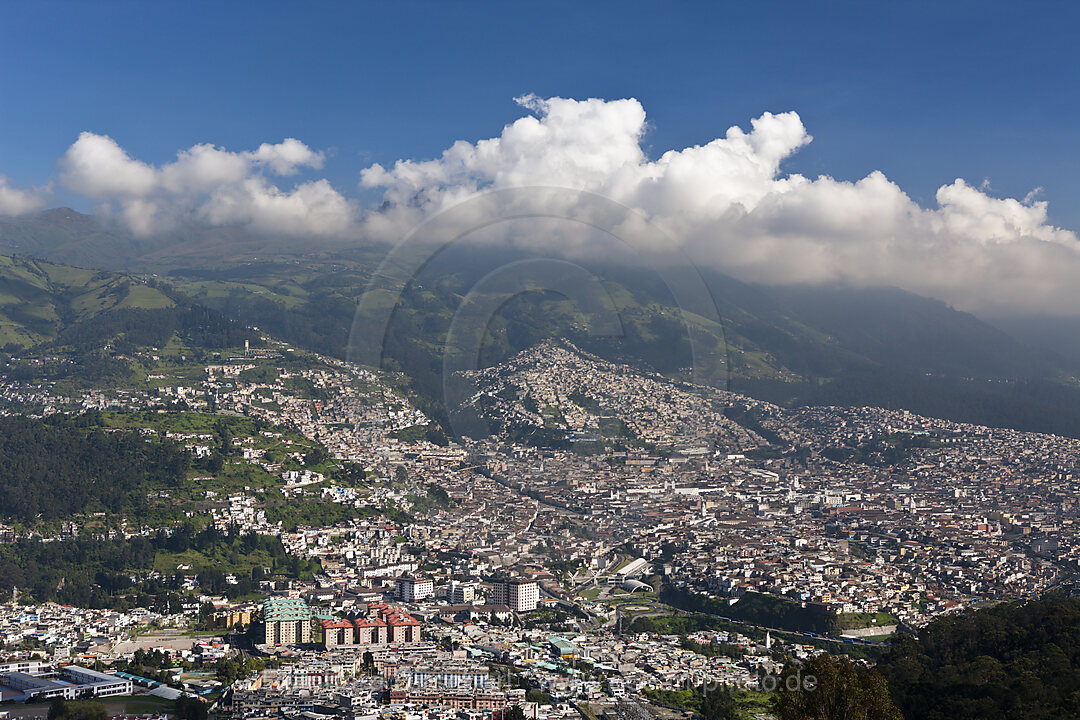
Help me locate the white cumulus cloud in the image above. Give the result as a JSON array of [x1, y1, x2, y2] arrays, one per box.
[[0, 176, 49, 216], [359, 95, 1080, 315], [58, 133, 350, 236]]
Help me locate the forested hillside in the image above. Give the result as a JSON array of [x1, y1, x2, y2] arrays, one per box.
[[878, 596, 1080, 719], [0, 414, 189, 522]]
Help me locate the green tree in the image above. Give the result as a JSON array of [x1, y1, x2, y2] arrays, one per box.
[[774, 654, 901, 720], [206, 452, 225, 474], [700, 684, 738, 720], [176, 696, 208, 720], [215, 656, 243, 684], [526, 689, 554, 705], [48, 700, 107, 720], [304, 446, 329, 467], [197, 601, 217, 628]]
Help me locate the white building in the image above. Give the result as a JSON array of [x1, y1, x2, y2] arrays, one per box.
[[490, 577, 539, 612], [0, 666, 132, 702], [395, 576, 434, 603], [449, 581, 476, 605]]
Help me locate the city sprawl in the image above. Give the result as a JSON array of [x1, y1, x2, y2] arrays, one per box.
[[0, 338, 1077, 720]]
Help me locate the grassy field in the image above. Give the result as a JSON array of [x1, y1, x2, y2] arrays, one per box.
[[735, 690, 775, 718], [856, 632, 898, 642], [836, 611, 898, 629], [153, 543, 283, 575], [644, 686, 774, 720], [581, 586, 604, 601]]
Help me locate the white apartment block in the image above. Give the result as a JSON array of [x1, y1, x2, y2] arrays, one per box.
[[490, 577, 539, 612], [395, 576, 434, 602]]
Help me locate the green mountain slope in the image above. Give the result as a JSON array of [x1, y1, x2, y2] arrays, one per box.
[[7, 209, 1080, 437], [155, 247, 1080, 438], [0, 255, 174, 349]]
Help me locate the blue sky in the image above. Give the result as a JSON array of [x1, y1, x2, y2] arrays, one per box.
[[2, 0, 1077, 224]]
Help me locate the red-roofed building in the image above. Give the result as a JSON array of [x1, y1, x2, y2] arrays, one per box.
[[385, 611, 422, 643], [319, 602, 424, 650], [320, 618, 355, 649], [352, 616, 388, 645]]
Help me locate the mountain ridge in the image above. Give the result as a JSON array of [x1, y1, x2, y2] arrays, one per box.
[[6, 209, 1080, 438]]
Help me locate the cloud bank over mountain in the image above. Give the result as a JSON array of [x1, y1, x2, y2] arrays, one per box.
[[1, 95, 1078, 314], [360, 95, 1080, 316]]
